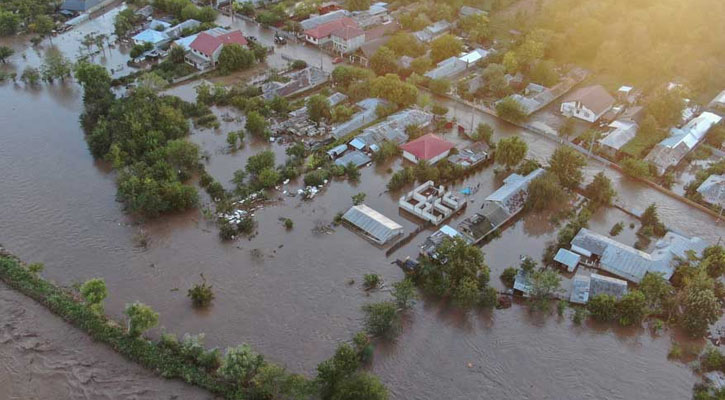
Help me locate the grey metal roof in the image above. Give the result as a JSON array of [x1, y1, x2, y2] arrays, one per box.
[[554, 248, 581, 272], [300, 10, 351, 30], [485, 169, 544, 213], [589, 273, 628, 299], [513, 270, 532, 295], [334, 150, 371, 168], [353, 108, 433, 148], [697, 174, 725, 207], [599, 120, 638, 151], [343, 204, 403, 244], [569, 275, 591, 304], [571, 228, 707, 283], [331, 98, 386, 139]]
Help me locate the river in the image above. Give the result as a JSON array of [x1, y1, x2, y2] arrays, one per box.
[[0, 5, 721, 399]]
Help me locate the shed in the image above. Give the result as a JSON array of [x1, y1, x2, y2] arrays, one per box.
[[327, 144, 348, 159], [513, 270, 532, 296], [342, 204, 403, 245], [554, 248, 581, 272], [334, 150, 371, 168]]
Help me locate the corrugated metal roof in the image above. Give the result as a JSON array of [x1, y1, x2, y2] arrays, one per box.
[[485, 169, 544, 211], [343, 204, 403, 244], [334, 150, 371, 168], [554, 248, 581, 272], [589, 273, 628, 299], [569, 275, 591, 304]]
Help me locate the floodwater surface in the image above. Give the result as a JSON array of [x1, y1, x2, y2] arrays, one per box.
[[0, 6, 722, 399]]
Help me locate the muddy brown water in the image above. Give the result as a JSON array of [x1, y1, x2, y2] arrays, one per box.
[[1, 6, 723, 399]]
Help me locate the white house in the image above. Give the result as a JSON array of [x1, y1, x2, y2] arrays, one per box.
[[304, 17, 359, 46], [331, 25, 365, 54], [560, 85, 615, 123]]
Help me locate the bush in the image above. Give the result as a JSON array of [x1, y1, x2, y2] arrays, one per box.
[[362, 301, 400, 338], [363, 273, 381, 290], [188, 274, 215, 307], [291, 59, 307, 70], [80, 278, 108, 315], [500, 267, 517, 288], [283, 218, 293, 230], [609, 222, 624, 236], [587, 294, 617, 322], [125, 302, 159, 337], [304, 170, 329, 187]]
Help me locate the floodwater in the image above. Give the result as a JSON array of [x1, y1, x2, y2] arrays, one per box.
[[1, 5, 722, 399]]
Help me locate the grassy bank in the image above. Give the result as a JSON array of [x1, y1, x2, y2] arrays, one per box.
[[0, 253, 238, 398]]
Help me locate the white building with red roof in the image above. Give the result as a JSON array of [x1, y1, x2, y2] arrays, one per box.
[[401, 133, 455, 165], [303, 17, 359, 46], [331, 24, 365, 54], [186, 30, 248, 70]]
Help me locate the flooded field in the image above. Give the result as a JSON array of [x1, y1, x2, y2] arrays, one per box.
[[0, 5, 722, 399]]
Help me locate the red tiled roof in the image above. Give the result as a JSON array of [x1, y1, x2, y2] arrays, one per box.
[[304, 17, 358, 40], [401, 133, 455, 160], [332, 25, 364, 40], [190, 30, 247, 56]]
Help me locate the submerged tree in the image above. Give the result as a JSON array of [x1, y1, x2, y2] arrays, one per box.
[[124, 302, 159, 337], [80, 278, 108, 315]]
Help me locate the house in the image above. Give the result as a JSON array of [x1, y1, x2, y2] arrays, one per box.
[[420, 225, 468, 257], [570, 228, 707, 283], [560, 85, 615, 123], [350, 109, 433, 151], [400, 134, 455, 165], [553, 248, 581, 272], [424, 48, 489, 80], [342, 204, 404, 245], [644, 111, 722, 175], [458, 169, 544, 243], [303, 17, 359, 46], [174, 28, 231, 52], [696, 175, 725, 208], [61, 0, 103, 11], [334, 150, 371, 168], [399, 181, 466, 225], [448, 141, 489, 168], [413, 20, 451, 43], [709, 89, 725, 114], [598, 119, 638, 158], [331, 98, 387, 139], [459, 6, 486, 17], [186, 30, 247, 70], [132, 29, 170, 47], [300, 9, 351, 31], [589, 273, 628, 299], [331, 24, 366, 54], [513, 269, 533, 296]]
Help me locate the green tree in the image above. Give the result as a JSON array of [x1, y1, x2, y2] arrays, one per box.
[[33, 14, 54, 37], [352, 192, 366, 205], [459, 13, 489, 44], [220, 344, 264, 384], [495, 136, 527, 168], [480, 63, 509, 98], [252, 363, 311, 400], [370, 46, 398, 76], [430, 34, 463, 63], [114, 8, 137, 37], [530, 60, 558, 87], [246, 150, 275, 175], [702, 245, 725, 278], [525, 172, 566, 211], [617, 290, 647, 326], [307, 94, 331, 125], [245, 110, 268, 138], [41, 48, 72, 82], [621, 157, 652, 178], [472, 123, 493, 143], [639, 272, 671, 314], [316, 343, 361, 399], [218, 43, 255, 74], [331, 373, 388, 400], [410, 56, 432, 75], [187, 274, 214, 307], [370, 74, 418, 108], [124, 302, 159, 337], [529, 269, 561, 311], [429, 78, 451, 95], [682, 271, 721, 337], [549, 146, 586, 189], [0, 10, 21, 36], [385, 32, 423, 57], [362, 301, 400, 338], [500, 267, 517, 288], [584, 172, 616, 208], [80, 278, 108, 315], [588, 294, 617, 322], [646, 88, 685, 128], [256, 167, 280, 189], [418, 237, 490, 302], [21, 66, 41, 86], [495, 96, 527, 122], [640, 203, 666, 237], [0, 45, 13, 63], [392, 278, 417, 309]]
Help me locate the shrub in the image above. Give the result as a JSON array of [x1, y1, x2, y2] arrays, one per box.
[[283, 218, 294, 230], [80, 278, 108, 315], [188, 274, 215, 307], [124, 302, 159, 337], [363, 273, 381, 290], [609, 222, 624, 236], [500, 267, 517, 288], [587, 294, 617, 322], [392, 279, 417, 309], [362, 301, 400, 338], [480, 286, 498, 308], [219, 344, 264, 385]]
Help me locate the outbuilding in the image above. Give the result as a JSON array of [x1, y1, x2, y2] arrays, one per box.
[[342, 204, 403, 245]]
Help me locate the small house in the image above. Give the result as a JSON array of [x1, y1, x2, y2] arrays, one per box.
[[696, 174, 725, 208], [303, 17, 359, 46], [400, 134, 455, 165], [553, 248, 581, 272], [560, 85, 615, 123], [598, 119, 638, 158]]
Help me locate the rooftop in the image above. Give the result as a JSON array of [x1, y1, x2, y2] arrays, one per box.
[[305, 17, 359, 40], [485, 169, 545, 214], [697, 174, 725, 207], [133, 29, 169, 45], [589, 273, 628, 299], [562, 85, 615, 116], [554, 248, 581, 272], [400, 134, 455, 161], [342, 204, 403, 245], [190, 30, 247, 56], [598, 119, 638, 151], [300, 9, 351, 31]]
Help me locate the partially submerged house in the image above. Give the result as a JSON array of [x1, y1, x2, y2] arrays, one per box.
[[447, 141, 489, 168], [342, 204, 404, 245], [570, 228, 707, 283], [400, 134, 455, 165], [569, 275, 591, 304], [186, 30, 248, 70], [560, 85, 615, 123], [458, 168, 544, 243], [697, 174, 725, 208], [553, 248, 581, 272], [399, 181, 466, 225], [589, 273, 628, 299], [598, 119, 638, 158], [420, 225, 468, 258], [334, 150, 371, 168], [644, 111, 722, 175], [349, 108, 433, 152], [261, 67, 329, 100]]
